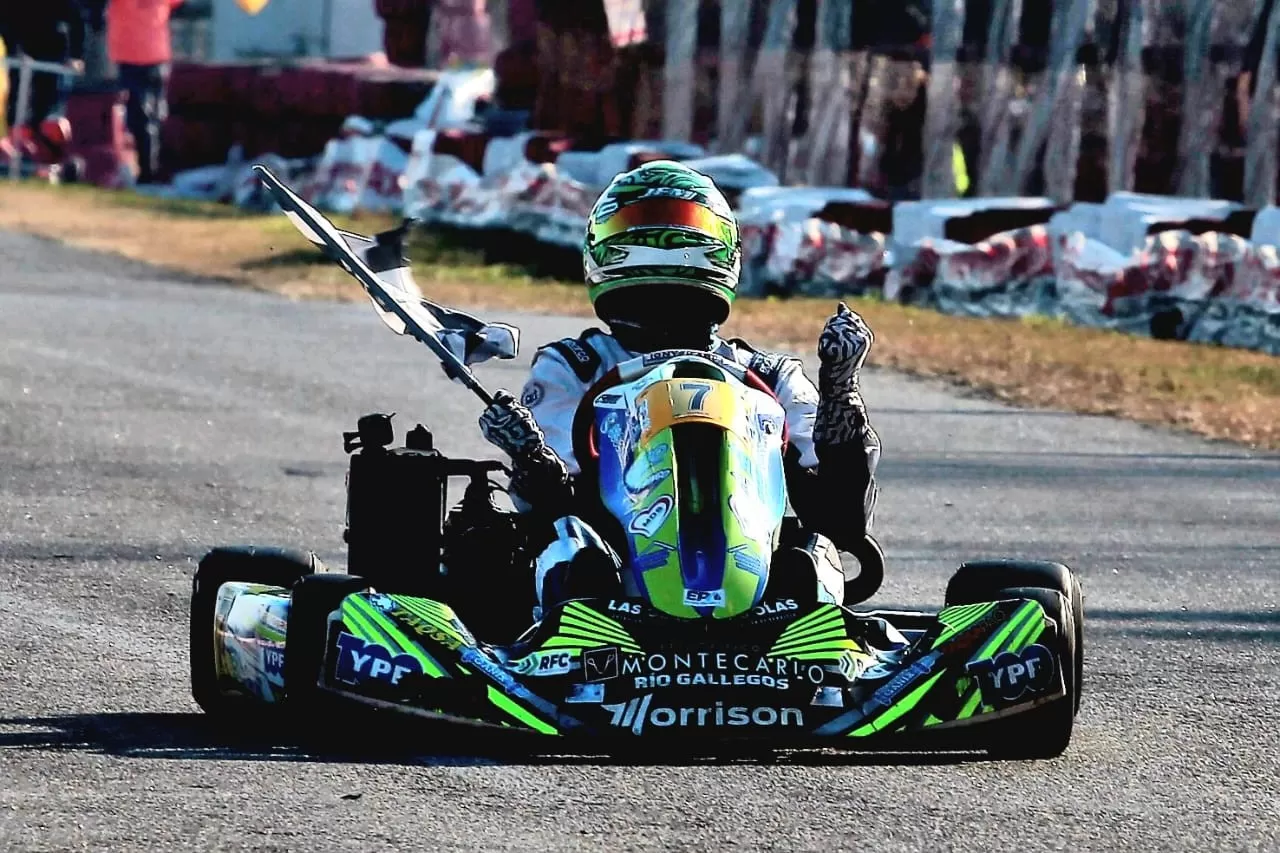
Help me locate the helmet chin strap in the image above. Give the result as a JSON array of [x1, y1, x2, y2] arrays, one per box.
[[607, 319, 719, 354]]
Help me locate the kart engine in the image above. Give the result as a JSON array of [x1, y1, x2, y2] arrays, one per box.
[[342, 413, 534, 641]]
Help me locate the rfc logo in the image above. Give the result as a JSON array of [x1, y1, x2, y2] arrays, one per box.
[[513, 650, 574, 676], [582, 646, 620, 682], [333, 632, 423, 687], [967, 644, 1056, 706]]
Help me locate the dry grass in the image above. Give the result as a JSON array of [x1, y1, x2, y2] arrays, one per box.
[[3, 181, 1279, 449]]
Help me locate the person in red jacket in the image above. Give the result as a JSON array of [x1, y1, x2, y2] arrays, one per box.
[[105, 0, 183, 184]]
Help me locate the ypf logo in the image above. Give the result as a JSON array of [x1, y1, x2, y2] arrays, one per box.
[[967, 643, 1055, 705], [334, 632, 423, 687], [261, 646, 284, 678]]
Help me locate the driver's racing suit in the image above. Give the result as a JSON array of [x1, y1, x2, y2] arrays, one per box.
[[512, 327, 880, 573], [519, 329, 825, 475]]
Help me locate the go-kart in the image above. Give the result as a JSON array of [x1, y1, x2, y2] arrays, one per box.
[[189, 169, 1084, 758]]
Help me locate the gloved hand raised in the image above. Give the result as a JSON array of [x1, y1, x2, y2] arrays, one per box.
[[815, 302, 874, 448], [479, 390, 571, 507], [817, 301, 874, 396]]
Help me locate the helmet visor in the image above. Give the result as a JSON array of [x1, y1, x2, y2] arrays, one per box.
[[591, 197, 729, 243]]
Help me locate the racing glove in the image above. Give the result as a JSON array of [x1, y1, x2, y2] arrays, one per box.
[[814, 301, 874, 446], [479, 390, 572, 509], [812, 303, 880, 542]]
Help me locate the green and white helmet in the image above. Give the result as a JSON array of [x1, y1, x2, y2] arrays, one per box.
[[583, 160, 741, 327]]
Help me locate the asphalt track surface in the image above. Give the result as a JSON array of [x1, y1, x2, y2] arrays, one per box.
[[1, 229, 1279, 852]]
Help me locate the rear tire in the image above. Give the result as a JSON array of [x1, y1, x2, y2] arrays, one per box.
[[189, 546, 323, 716], [946, 559, 1084, 712], [282, 573, 371, 712]]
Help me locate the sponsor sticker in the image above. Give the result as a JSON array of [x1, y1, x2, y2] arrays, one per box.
[[607, 600, 642, 615], [513, 650, 575, 676], [582, 646, 621, 682], [682, 588, 727, 608], [459, 646, 522, 694], [262, 645, 285, 679], [628, 495, 672, 538], [640, 187, 700, 201], [752, 599, 799, 616], [635, 399, 651, 435], [334, 632, 424, 687], [603, 695, 804, 734], [562, 340, 593, 365], [390, 607, 465, 650], [866, 651, 942, 709], [521, 382, 546, 408], [728, 544, 767, 577], [756, 413, 782, 436], [630, 545, 675, 572], [966, 643, 1056, 706], [622, 650, 825, 692]]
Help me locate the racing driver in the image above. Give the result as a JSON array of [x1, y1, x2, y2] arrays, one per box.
[[476, 160, 880, 612]]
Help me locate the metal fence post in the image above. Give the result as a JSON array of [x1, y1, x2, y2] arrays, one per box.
[[1175, 0, 1220, 197], [9, 55, 34, 181], [800, 0, 853, 186], [921, 0, 965, 198], [717, 0, 752, 153], [1245, 0, 1280, 207], [662, 0, 699, 142], [976, 0, 1023, 195], [1107, 0, 1145, 197]]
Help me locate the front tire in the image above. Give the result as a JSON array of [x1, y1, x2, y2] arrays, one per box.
[[982, 586, 1077, 759], [944, 560, 1085, 759], [282, 573, 371, 712], [946, 559, 1084, 711], [189, 546, 323, 716]]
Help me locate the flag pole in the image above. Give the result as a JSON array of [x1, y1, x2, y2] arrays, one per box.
[[254, 165, 495, 405]]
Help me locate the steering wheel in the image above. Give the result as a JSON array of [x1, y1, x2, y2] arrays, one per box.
[[569, 351, 787, 478]]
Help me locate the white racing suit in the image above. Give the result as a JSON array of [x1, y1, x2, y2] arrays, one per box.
[[512, 328, 880, 609]]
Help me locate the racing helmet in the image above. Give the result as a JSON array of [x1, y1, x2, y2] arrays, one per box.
[[583, 161, 741, 351]]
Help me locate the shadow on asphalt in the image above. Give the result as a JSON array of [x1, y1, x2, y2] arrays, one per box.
[[1086, 607, 1280, 644], [0, 712, 993, 768]]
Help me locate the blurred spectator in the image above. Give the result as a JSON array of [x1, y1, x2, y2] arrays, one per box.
[[881, 63, 928, 201], [0, 2, 86, 132], [106, 0, 184, 184], [1236, 0, 1278, 131]]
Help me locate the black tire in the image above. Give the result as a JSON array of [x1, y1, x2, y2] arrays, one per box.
[[977, 586, 1078, 759], [189, 546, 324, 715], [845, 533, 885, 605], [283, 573, 371, 712], [946, 559, 1084, 712]]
